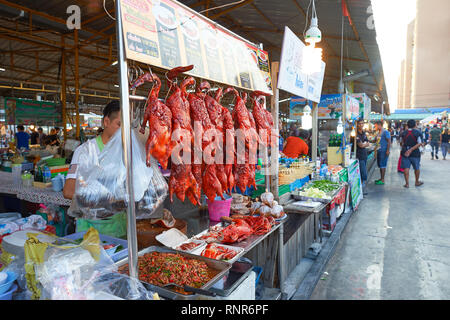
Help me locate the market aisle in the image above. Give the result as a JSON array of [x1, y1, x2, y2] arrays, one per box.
[[310, 144, 450, 300]]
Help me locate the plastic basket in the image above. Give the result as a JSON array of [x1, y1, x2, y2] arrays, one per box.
[[207, 197, 232, 222]]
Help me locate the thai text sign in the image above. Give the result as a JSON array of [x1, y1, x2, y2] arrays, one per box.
[[278, 26, 325, 103], [120, 0, 272, 94]]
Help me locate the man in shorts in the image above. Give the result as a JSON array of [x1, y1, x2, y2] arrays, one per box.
[[400, 119, 424, 188], [374, 121, 391, 185]]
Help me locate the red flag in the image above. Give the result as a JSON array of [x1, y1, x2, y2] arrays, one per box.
[[342, 0, 353, 25]]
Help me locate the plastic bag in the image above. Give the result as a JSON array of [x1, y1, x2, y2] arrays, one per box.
[[23, 228, 117, 300], [135, 156, 168, 219], [69, 129, 167, 220], [91, 272, 158, 300]]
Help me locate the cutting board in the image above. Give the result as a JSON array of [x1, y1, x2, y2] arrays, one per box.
[[136, 219, 187, 250]]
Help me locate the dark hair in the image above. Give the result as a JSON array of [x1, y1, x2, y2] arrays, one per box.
[[407, 119, 416, 129], [103, 100, 120, 119], [375, 120, 383, 126], [38, 127, 43, 132], [54, 127, 60, 131], [298, 129, 309, 140], [17, 125, 24, 131]]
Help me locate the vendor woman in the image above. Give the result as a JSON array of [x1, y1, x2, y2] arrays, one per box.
[[282, 127, 309, 159], [63, 101, 126, 238]]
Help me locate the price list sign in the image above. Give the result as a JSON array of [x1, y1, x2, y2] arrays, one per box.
[[120, 0, 272, 94]]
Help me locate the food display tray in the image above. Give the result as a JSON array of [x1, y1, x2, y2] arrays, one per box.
[[191, 243, 245, 265], [115, 246, 231, 300]]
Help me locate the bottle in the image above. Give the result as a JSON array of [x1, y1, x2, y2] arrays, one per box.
[[43, 166, 51, 183]]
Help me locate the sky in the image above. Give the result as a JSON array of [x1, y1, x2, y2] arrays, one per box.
[[371, 0, 416, 112]]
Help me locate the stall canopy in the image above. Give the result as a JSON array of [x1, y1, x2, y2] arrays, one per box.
[[0, 0, 389, 116]]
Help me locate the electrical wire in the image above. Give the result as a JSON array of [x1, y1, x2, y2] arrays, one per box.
[[199, 0, 246, 15], [104, 0, 115, 21]]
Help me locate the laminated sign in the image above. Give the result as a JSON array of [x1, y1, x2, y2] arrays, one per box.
[[277, 26, 325, 103], [120, 0, 272, 94]]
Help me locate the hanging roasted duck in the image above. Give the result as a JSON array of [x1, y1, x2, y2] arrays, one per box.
[[223, 87, 258, 193], [202, 82, 229, 195], [188, 82, 224, 201], [133, 72, 173, 169], [251, 91, 274, 146], [215, 88, 235, 194], [166, 66, 200, 205]]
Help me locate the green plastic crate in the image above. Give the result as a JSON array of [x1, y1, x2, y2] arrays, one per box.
[[45, 158, 66, 167]]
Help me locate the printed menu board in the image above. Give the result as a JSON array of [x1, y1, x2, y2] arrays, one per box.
[[120, 0, 272, 94]]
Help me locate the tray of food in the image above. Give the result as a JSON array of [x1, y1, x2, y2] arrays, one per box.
[[292, 180, 341, 203], [115, 246, 231, 300], [174, 239, 207, 254], [199, 243, 245, 264]]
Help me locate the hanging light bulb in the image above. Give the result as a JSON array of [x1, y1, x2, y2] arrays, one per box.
[[301, 103, 312, 129], [350, 127, 356, 137], [336, 118, 344, 134], [302, 0, 322, 75]]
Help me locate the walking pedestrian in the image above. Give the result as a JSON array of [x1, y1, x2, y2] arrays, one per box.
[[374, 120, 391, 185], [429, 124, 441, 159], [400, 119, 424, 188], [355, 120, 369, 193], [440, 128, 449, 160]]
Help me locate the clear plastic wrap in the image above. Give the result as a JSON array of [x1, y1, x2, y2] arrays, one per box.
[[20, 228, 124, 300], [69, 129, 168, 220], [91, 272, 158, 300]]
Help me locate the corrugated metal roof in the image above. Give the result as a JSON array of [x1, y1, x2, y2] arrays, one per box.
[[0, 0, 388, 114]]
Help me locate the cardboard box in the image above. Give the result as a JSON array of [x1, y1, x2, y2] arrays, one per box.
[[327, 145, 351, 166]]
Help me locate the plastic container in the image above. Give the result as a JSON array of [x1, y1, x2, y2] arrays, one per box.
[[12, 164, 22, 187], [207, 196, 232, 222], [0, 271, 17, 294], [0, 212, 22, 224], [43, 166, 52, 183], [63, 232, 128, 262], [0, 284, 17, 300], [51, 176, 63, 192]]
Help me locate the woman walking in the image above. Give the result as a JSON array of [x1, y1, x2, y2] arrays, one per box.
[[440, 128, 449, 160]]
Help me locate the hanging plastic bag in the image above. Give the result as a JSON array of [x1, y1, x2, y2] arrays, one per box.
[[69, 128, 167, 220]]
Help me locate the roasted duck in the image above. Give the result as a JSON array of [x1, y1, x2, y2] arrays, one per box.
[[188, 82, 224, 200], [166, 66, 199, 205], [134, 73, 173, 169]]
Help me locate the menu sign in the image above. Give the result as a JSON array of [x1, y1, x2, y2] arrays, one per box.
[[278, 26, 325, 103], [120, 0, 272, 94]]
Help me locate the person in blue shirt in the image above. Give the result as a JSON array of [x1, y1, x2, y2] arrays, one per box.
[[374, 121, 391, 185], [15, 125, 30, 150]]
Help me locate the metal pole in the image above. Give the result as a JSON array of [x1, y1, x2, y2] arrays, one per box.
[[278, 223, 285, 300], [74, 29, 80, 139], [312, 102, 318, 161], [270, 61, 279, 200], [61, 35, 67, 142], [115, 0, 139, 280]]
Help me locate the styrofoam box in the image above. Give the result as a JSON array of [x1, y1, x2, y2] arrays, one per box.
[[63, 232, 128, 262]]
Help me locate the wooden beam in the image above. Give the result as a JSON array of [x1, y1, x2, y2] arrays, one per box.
[[209, 0, 254, 20]]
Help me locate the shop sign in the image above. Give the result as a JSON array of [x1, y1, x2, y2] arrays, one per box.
[[289, 96, 308, 120], [318, 94, 343, 119], [4, 97, 61, 126], [88, 117, 102, 128], [351, 93, 371, 120], [346, 94, 360, 120], [278, 26, 325, 103], [120, 0, 272, 94]]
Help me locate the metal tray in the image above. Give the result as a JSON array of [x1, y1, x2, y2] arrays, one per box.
[[115, 246, 231, 300], [209, 260, 254, 297]]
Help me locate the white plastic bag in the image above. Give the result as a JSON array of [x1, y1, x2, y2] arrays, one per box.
[[69, 129, 167, 220]]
